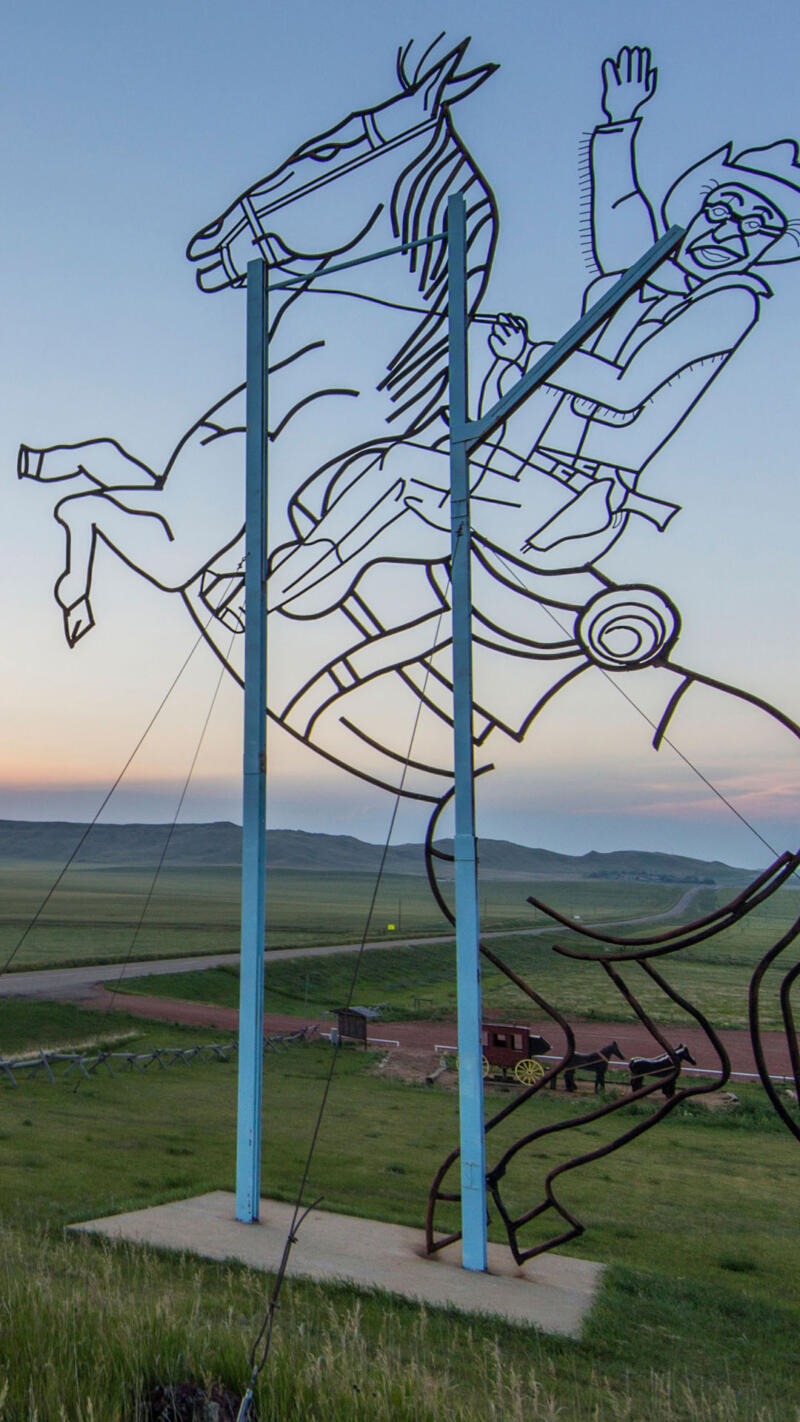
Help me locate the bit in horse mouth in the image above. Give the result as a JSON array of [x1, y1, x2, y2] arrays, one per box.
[[196, 253, 243, 292]]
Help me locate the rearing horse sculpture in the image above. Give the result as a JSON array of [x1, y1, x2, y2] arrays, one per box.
[[21, 39, 800, 812], [18, 37, 800, 1255], [19, 37, 497, 661]]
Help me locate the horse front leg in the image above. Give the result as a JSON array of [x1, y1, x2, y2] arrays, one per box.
[[52, 491, 111, 646], [18, 438, 157, 490], [53, 490, 172, 647]]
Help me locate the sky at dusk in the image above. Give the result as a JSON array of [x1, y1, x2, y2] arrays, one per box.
[[1, 0, 799, 867]]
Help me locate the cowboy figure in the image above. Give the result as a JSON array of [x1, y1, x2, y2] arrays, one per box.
[[268, 44, 800, 619], [470, 43, 800, 571]]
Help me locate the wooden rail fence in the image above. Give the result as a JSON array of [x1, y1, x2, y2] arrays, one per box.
[[0, 1026, 317, 1088]]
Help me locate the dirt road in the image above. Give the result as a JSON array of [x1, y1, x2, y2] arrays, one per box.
[[85, 987, 792, 1081]]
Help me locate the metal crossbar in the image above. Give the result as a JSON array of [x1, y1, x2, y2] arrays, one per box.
[[267, 231, 447, 292]]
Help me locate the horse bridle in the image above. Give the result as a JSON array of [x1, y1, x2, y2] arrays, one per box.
[[235, 112, 440, 269]]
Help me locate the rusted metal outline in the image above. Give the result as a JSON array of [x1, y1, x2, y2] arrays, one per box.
[[749, 915, 800, 1143], [425, 829, 800, 1259], [529, 849, 800, 957], [423, 792, 575, 1254]]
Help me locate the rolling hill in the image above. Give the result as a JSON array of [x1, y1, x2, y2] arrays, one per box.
[[0, 820, 759, 885]]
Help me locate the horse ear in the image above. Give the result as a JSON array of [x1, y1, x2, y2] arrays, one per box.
[[411, 36, 499, 114], [439, 59, 499, 110]]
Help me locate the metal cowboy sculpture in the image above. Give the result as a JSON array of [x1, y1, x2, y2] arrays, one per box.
[[19, 40, 800, 1255], [19, 41, 800, 791]]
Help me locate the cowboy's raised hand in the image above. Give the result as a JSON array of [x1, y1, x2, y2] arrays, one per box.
[[489, 313, 529, 363], [601, 46, 657, 123]]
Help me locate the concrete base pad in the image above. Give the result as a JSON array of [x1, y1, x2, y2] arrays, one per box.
[[70, 1190, 603, 1337]]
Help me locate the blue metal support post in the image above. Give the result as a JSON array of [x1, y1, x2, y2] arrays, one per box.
[[447, 193, 487, 1271], [236, 257, 269, 1222]]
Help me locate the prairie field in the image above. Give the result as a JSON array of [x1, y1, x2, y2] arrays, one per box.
[[1, 865, 799, 1419], [112, 881, 800, 1031], [0, 862, 706, 970], [6, 863, 800, 1035], [0, 998, 798, 1419]]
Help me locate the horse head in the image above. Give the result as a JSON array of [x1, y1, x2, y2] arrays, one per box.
[[677, 1043, 697, 1066], [186, 35, 497, 291]]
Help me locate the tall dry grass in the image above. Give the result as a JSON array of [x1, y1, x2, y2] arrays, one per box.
[[0, 1224, 793, 1421]]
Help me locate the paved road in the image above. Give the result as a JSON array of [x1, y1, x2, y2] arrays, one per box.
[[0, 886, 703, 1001]]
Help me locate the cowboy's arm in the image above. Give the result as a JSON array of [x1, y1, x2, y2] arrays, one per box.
[[590, 47, 658, 275], [590, 121, 658, 274], [548, 285, 758, 412], [476, 313, 535, 418]]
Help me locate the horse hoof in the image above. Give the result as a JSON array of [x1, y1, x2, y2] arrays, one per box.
[[199, 569, 245, 631], [17, 445, 87, 482], [62, 597, 95, 647], [17, 445, 44, 480]]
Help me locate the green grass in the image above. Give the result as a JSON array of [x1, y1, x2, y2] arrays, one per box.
[[0, 997, 798, 1418], [1, 1000, 793, 1278], [0, 1232, 796, 1421], [0, 863, 700, 971], [0, 999, 147, 1058], [2, 870, 800, 1420]]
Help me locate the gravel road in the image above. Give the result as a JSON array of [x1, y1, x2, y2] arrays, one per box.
[[0, 886, 704, 999]]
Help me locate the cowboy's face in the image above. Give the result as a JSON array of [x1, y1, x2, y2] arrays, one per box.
[[674, 183, 787, 281]]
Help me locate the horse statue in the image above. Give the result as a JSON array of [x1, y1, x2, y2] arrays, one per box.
[[552, 1039, 625, 1093], [18, 38, 496, 703], [628, 1042, 696, 1096], [20, 39, 800, 812], [18, 37, 800, 1255]]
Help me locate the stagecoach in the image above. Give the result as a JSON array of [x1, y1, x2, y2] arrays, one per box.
[[478, 1022, 551, 1085]]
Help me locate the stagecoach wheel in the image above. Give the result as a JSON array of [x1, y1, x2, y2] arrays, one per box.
[[453, 1055, 491, 1077], [514, 1057, 545, 1086]]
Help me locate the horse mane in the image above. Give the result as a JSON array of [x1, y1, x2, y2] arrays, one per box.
[[396, 33, 446, 92], [381, 108, 498, 435]]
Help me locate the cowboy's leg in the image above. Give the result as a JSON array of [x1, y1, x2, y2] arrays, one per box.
[[269, 480, 403, 614], [270, 483, 447, 617], [18, 438, 157, 489]]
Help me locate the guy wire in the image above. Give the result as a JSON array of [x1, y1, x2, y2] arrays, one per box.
[[0, 572, 244, 987], [235, 551, 457, 1420], [81, 631, 236, 1062], [490, 547, 785, 863], [0, 627, 213, 984]]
